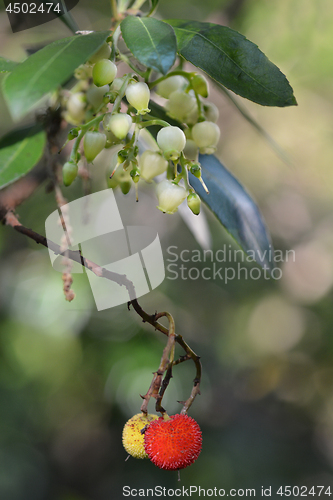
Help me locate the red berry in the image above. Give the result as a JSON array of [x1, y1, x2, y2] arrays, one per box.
[[144, 414, 202, 470]]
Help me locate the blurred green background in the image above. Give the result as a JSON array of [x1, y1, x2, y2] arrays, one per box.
[[1, 0, 333, 498]]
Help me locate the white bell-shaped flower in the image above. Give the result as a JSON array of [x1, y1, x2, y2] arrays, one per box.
[[156, 179, 187, 214], [126, 82, 150, 115], [166, 90, 196, 123], [192, 121, 220, 154], [155, 75, 187, 98], [156, 126, 186, 161], [103, 113, 132, 140], [83, 131, 107, 162], [139, 150, 168, 182]]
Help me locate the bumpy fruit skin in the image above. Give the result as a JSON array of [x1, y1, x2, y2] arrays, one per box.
[[62, 161, 78, 187], [155, 75, 187, 98], [125, 82, 150, 115], [156, 179, 187, 214], [156, 126, 186, 161], [83, 131, 106, 162], [122, 413, 158, 459], [139, 150, 168, 182], [192, 121, 220, 154], [103, 112, 132, 140], [92, 59, 117, 87], [144, 414, 202, 470], [88, 42, 111, 64]]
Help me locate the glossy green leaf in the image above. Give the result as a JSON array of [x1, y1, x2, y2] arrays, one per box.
[[0, 125, 46, 190], [190, 154, 274, 270], [3, 31, 110, 121], [0, 57, 18, 73], [120, 16, 177, 75], [167, 20, 297, 107]]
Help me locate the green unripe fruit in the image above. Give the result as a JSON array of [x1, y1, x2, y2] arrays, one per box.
[[65, 92, 86, 124], [67, 128, 79, 140], [130, 167, 140, 183], [190, 164, 201, 178], [187, 192, 201, 215], [93, 59, 117, 87], [156, 126, 186, 161], [203, 102, 219, 123], [125, 82, 150, 115], [165, 90, 196, 123], [62, 161, 78, 187], [139, 150, 168, 182], [83, 131, 107, 162], [88, 42, 111, 64], [192, 121, 220, 154], [155, 75, 187, 99], [156, 179, 187, 214], [191, 74, 209, 98], [183, 139, 198, 162], [120, 181, 132, 194], [106, 148, 131, 188], [103, 113, 132, 140], [86, 84, 109, 110]]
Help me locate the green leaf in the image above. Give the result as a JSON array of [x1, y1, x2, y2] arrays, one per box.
[[120, 17, 177, 75], [0, 125, 46, 190], [3, 31, 110, 121], [167, 20, 297, 107], [190, 154, 274, 270], [0, 57, 18, 73]]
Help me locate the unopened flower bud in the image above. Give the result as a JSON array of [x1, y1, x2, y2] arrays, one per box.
[[187, 192, 201, 215], [93, 59, 117, 87], [83, 131, 107, 162], [66, 92, 86, 124], [110, 78, 124, 92], [139, 150, 168, 182], [203, 102, 219, 123], [156, 126, 186, 161], [191, 74, 209, 98], [62, 161, 78, 187], [166, 90, 196, 123], [183, 139, 198, 162], [74, 64, 93, 80], [88, 42, 111, 64], [125, 82, 150, 115], [192, 121, 220, 154], [155, 75, 187, 98], [156, 179, 187, 214], [103, 112, 132, 140], [86, 84, 109, 110]]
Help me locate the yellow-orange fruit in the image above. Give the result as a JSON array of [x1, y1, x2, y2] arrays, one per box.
[[122, 413, 158, 459]]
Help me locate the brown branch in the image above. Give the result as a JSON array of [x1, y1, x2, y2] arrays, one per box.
[[140, 312, 176, 415], [3, 210, 201, 413], [3, 211, 136, 301]]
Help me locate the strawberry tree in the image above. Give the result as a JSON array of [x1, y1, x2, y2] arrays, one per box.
[[0, 0, 296, 473]]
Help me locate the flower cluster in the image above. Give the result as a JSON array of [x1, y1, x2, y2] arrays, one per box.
[[60, 41, 221, 216]]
